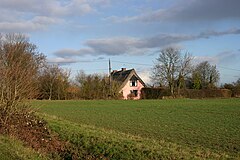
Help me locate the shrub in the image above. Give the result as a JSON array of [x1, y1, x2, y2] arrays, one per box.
[[0, 103, 71, 159]]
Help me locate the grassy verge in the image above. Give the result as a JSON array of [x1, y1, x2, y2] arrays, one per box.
[[42, 113, 236, 159], [0, 135, 47, 160]]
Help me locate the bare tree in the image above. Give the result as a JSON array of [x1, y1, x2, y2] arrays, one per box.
[[0, 33, 45, 125], [177, 52, 193, 94], [152, 47, 193, 96]]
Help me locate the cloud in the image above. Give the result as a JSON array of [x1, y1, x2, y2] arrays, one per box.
[[54, 37, 150, 57], [198, 28, 240, 38], [0, 0, 96, 17], [215, 50, 240, 65], [104, 9, 166, 23], [47, 56, 108, 65], [106, 0, 240, 23], [0, 16, 62, 32], [169, 0, 240, 22], [194, 50, 240, 66], [0, 0, 105, 32], [54, 34, 196, 57], [85, 37, 142, 55], [193, 56, 218, 65], [53, 28, 240, 57], [96, 57, 105, 60], [54, 48, 95, 58], [194, 50, 240, 83], [136, 68, 152, 85], [32, 16, 63, 24], [47, 57, 80, 65]]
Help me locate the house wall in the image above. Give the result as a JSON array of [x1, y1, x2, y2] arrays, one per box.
[[121, 80, 145, 100]]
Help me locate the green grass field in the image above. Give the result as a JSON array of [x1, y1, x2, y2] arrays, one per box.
[[32, 99, 240, 159]]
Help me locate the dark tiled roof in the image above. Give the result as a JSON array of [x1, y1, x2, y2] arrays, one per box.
[[111, 69, 134, 82]]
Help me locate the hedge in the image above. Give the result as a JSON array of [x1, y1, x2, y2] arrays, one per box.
[[141, 88, 171, 99], [141, 88, 232, 99], [179, 89, 232, 99]]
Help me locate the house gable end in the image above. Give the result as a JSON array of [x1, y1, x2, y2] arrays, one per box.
[[111, 68, 146, 99], [120, 70, 146, 89]]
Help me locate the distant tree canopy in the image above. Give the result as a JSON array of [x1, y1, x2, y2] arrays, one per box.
[[223, 78, 240, 97], [38, 64, 70, 100], [75, 71, 121, 99], [192, 61, 220, 89]]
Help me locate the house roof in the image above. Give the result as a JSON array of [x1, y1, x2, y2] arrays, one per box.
[[111, 68, 146, 89], [111, 69, 133, 82]]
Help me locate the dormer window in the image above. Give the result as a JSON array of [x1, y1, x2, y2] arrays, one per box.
[[130, 80, 137, 87], [130, 75, 138, 87]]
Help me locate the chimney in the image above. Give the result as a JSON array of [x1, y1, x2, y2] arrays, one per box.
[[121, 68, 126, 71], [112, 70, 118, 73]]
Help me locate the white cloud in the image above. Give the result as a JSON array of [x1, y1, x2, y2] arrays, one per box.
[[0, 0, 96, 17], [136, 68, 152, 85], [193, 56, 218, 65], [0, 16, 63, 32], [47, 57, 80, 65], [0, 21, 45, 33], [54, 48, 95, 58], [0, 0, 105, 32], [215, 51, 240, 66], [194, 50, 240, 66], [32, 16, 63, 24]]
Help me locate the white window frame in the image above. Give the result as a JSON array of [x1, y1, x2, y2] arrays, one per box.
[[130, 80, 137, 87]]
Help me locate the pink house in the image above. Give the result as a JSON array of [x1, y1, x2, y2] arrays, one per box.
[[111, 68, 146, 100]]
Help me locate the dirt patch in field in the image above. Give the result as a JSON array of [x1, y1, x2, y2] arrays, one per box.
[[0, 106, 77, 159]]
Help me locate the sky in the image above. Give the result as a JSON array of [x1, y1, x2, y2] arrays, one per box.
[[1, 0, 240, 84]]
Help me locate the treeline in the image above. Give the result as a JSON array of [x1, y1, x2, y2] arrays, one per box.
[[151, 47, 221, 97], [222, 79, 240, 97], [0, 34, 121, 101], [1, 34, 238, 101], [43, 47, 238, 100], [38, 67, 122, 100], [148, 47, 240, 99]]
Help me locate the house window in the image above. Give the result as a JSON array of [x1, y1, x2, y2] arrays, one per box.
[[130, 80, 137, 87], [130, 90, 138, 97]]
